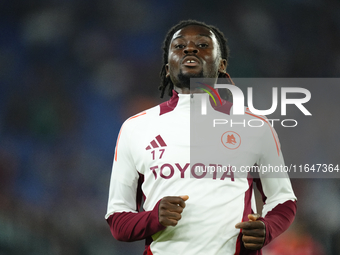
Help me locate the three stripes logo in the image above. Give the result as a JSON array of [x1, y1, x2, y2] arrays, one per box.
[[145, 135, 167, 150], [196, 82, 222, 106]]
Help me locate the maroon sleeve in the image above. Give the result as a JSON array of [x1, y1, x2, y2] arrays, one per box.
[[106, 199, 166, 242], [258, 200, 297, 246]]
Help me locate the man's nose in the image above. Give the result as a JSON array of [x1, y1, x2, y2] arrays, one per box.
[[184, 42, 198, 54]]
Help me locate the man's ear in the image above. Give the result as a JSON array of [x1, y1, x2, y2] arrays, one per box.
[[218, 59, 227, 73], [165, 64, 170, 78]]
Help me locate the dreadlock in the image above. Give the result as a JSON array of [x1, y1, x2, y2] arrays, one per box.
[[159, 20, 232, 98]]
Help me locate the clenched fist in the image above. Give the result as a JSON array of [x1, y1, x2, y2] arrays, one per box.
[[235, 214, 266, 250], [159, 195, 189, 227]]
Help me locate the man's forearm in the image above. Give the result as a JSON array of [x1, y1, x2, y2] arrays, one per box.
[[259, 200, 297, 246], [106, 200, 166, 242]]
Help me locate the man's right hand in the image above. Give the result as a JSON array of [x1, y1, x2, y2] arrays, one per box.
[[159, 195, 189, 227]]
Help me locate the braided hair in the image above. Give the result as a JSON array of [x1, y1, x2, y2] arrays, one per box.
[[159, 20, 232, 98]]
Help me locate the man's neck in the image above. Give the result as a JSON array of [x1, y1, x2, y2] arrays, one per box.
[[173, 77, 218, 94], [174, 86, 190, 94], [174, 86, 208, 94]]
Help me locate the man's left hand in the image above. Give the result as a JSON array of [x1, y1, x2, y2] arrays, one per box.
[[235, 214, 266, 250]]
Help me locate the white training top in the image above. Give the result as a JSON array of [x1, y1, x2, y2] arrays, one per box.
[[106, 93, 296, 255]]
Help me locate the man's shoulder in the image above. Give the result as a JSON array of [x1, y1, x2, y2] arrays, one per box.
[[122, 104, 162, 126]]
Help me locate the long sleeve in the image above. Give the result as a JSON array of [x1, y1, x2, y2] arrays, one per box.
[[106, 199, 166, 242], [105, 113, 166, 242], [255, 117, 297, 246], [258, 200, 296, 246]]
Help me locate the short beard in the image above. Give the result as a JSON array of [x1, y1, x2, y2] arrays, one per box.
[[176, 70, 204, 90]]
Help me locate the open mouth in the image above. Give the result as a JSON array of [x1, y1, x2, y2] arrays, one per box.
[[182, 56, 200, 67]]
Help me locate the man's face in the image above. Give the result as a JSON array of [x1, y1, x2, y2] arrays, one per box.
[[166, 25, 227, 90]]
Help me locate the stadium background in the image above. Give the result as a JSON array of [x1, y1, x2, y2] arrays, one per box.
[[0, 0, 339, 254]]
